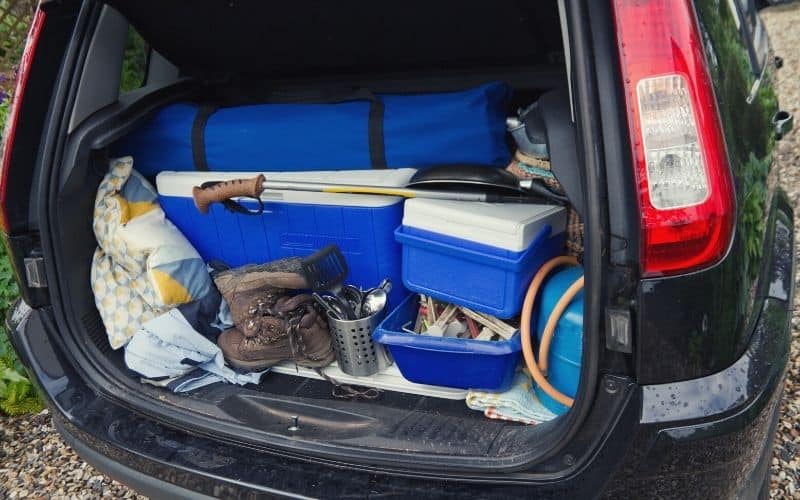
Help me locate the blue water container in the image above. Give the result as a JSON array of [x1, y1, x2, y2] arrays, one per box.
[[534, 265, 584, 415], [374, 295, 522, 391]]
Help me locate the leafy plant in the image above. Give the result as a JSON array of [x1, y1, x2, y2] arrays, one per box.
[[0, 88, 42, 416], [0, 240, 42, 416], [0, 0, 37, 76], [120, 28, 148, 94], [0, 3, 45, 416], [0, 366, 43, 416], [0, 92, 10, 131]]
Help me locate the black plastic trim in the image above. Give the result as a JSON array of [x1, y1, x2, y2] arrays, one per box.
[[586, 0, 639, 374], [54, 418, 221, 500], [539, 0, 606, 461], [586, 0, 640, 268], [190, 104, 215, 171]]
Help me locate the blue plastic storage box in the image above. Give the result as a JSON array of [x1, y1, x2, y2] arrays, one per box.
[[156, 170, 408, 306], [534, 265, 584, 415], [374, 295, 522, 391], [395, 225, 564, 319]]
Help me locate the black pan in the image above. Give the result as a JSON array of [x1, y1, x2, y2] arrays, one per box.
[[408, 164, 568, 203], [407, 164, 528, 194]]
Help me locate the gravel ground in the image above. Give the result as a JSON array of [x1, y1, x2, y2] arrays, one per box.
[[760, 5, 800, 499], [0, 410, 145, 499], [1, 5, 800, 499]]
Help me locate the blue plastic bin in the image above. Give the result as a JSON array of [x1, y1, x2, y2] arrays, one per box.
[[374, 295, 522, 391], [394, 225, 564, 318], [159, 195, 405, 306], [533, 266, 584, 415]]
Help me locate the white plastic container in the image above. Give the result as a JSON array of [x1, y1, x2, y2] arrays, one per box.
[[402, 199, 566, 251]]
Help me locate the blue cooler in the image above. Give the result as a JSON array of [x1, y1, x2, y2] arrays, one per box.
[[534, 265, 584, 415], [156, 170, 412, 306], [396, 199, 566, 318]]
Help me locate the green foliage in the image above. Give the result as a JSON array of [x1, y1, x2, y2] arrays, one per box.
[[0, 240, 42, 416], [0, 106, 43, 415], [0, 371, 44, 416], [0, 0, 37, 73], [120, 28, 148, 94], [0, 3, 46, 417], [0, 243, 19, 316], [0, 95, 9, 131], [0, 331, 43, 417], [0, 2, 46, 417]]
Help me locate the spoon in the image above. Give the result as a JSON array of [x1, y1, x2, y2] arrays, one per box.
[[363, 278, 392, 297], [361, 288, 388, 317]]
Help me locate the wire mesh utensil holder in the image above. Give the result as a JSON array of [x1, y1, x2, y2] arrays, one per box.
[[327, 309, 393, 377]]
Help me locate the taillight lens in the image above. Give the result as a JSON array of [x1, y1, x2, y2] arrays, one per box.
[[612, 0, 735, 277], [0, 7, 46, 234]]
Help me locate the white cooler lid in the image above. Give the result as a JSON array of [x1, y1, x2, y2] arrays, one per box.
[[403, 198, 566, 252]]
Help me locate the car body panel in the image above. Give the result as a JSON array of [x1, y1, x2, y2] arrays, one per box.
[[636, 0, 783, 384]]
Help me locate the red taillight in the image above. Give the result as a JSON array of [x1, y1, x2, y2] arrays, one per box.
[[0, 7, 46, 234], [612, 0, 735, 277]]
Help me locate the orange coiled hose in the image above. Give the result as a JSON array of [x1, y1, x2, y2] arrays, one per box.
[[520, 256, 584, 408]]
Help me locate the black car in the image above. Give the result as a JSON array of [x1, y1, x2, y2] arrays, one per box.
[[2, 0, 795, 498]]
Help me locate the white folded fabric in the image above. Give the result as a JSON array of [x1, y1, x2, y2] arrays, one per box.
[[125, 308, 266, 393], [466, 370, 557, 425]]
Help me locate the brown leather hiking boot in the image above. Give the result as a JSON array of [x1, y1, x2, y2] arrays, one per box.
[[217, 294, 335, 371], [214, 257, 309, 328]]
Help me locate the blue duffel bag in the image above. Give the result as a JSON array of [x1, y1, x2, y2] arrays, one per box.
[[114, 82, 511, 177]]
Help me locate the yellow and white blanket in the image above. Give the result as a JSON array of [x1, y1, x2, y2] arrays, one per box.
[[91, 157, 212, 349]]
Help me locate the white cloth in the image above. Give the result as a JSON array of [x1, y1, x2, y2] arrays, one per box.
[[125, 308, 266, 393], [466, 370, 557, 425]]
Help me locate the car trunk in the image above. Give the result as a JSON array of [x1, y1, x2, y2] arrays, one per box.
[[43, 0, 600, 472]]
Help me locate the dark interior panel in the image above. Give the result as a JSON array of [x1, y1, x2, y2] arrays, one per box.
[[105, 0, 564, 78]]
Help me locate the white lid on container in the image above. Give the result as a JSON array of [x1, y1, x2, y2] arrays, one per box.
[[156, 169, 417, 208], [402, 198, 566, 252]]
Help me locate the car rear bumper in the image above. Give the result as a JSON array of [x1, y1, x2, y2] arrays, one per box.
[[7, 277, 790, 498], [7, 176, 792, 497], [603, 298, 789, 498]]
